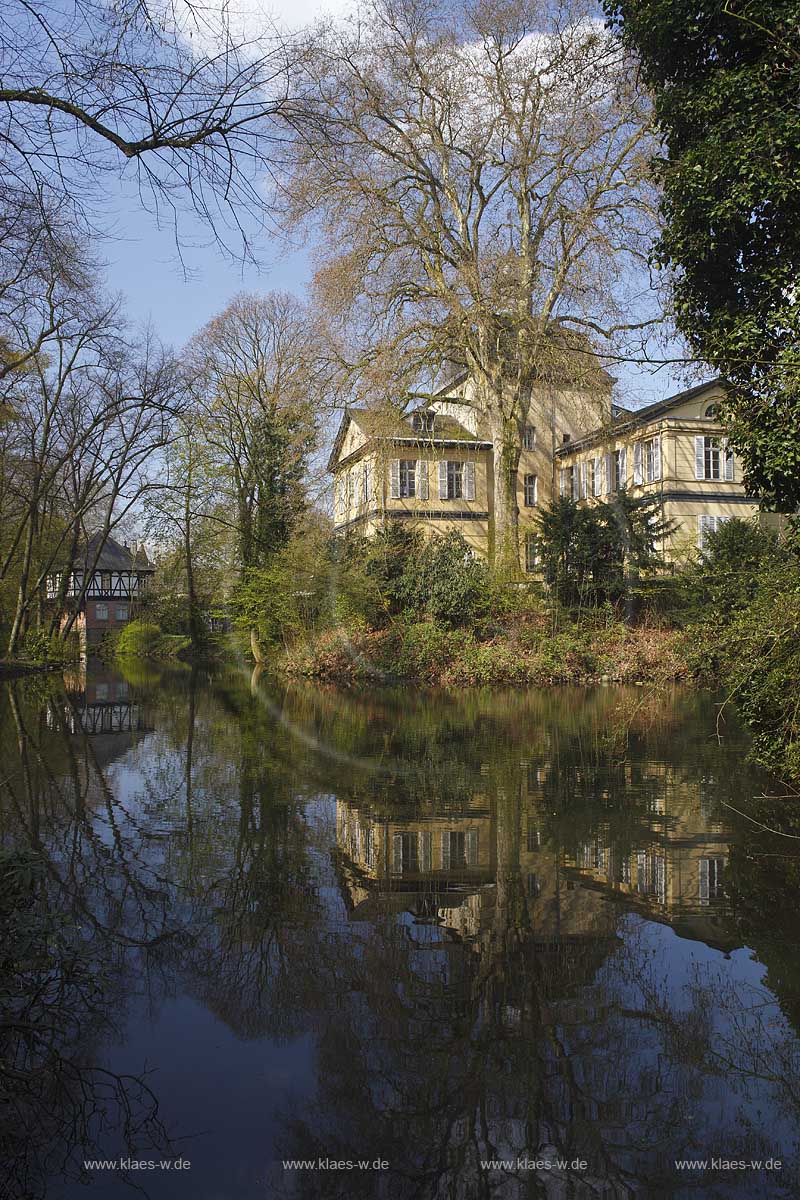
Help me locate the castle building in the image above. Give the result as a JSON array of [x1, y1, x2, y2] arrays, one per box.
[[328, 373, 766, 569]]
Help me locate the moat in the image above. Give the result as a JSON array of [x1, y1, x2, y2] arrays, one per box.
[[2, 663, 800, 1199]]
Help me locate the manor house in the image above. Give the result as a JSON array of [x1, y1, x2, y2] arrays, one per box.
[[328, 369, 762, 571]]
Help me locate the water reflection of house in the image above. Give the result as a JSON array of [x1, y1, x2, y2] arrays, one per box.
[[523, 759, 736, 949], [336, 800, 495, 932], [335, 754, 739, 953], [53, 665, 150, 747], [334, 798, 621, 948]]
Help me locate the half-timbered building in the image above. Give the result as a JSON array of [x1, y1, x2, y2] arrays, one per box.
[[46, 533, 154, 644]]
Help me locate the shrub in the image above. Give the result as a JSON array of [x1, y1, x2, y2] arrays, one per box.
[[718, 561, 800, 779], [687, 517, 783, 620], [399, 531, 490, 627], [396, 621, 465, 680], [115, 620, 190, 660], [20, 628, 77, 663]]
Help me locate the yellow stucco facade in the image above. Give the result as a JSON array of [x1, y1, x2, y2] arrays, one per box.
[[329, 375, 768, 568], [555, 379, 774, 562]]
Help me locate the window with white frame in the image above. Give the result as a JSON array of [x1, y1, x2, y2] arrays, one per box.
[[412, 410, 435, 434], [116, 606, 129, 621], [441, 829, 478, 869], [398, 459, 416, 497], [634, 436, 662, 484], [695, 435, 734, 481], [438, 460, 475, 501], [522, 424, 536, 450], [699, 856, 726, 904], [523, 473, 537, 506], [390, 459, 428, 500], [362, 460, 371, 503], [95, 602, 108, 621], [524, 532, 538, 573], [392, 831, 431, 873], [698, 514, 731, 551], [605, 448, 626, 492], [559, 465, 576, 498], [645, 436, 661, 482], [592, 457, 602, 497]]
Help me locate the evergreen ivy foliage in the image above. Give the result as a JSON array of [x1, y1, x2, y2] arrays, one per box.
[[536, 492, 673, 607], [605, 0, 800, 510]]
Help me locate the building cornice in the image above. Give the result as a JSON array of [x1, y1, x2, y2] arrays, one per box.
[[334, 508, 490, 532]]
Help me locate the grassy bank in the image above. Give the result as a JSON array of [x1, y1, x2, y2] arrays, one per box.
[[282, 615, 691, 688]]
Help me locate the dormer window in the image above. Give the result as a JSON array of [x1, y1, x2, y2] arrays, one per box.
[[412, 411, 435, 434], [705, 403, 719, 418]]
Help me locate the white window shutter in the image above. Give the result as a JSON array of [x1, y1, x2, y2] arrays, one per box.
[[438, 461, 448, 500], [417, 460, 429, 499], [699, 857, 709, 903], [593, 457, 602, 496], [604, 453, 613, 494], [698, 515, 710, 550], [390, 459, 400, 499], [441, 831, 451, 870], [723, 439, 734, 481], [466, 829, 478, 866], [695, 436, 705, 480], [363, 461, 370, 503], [619, 447, 627, 486], [559, 467, 567, 497], [392, 834, 403, 873], [653, 435, 662, 481], [580, 461, 587, 499], [633, 442, 643, 485], [419, 831, 431, 872], [464, 461, 476, 501]]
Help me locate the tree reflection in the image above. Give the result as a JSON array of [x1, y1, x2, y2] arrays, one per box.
[[1, 667, 799, 1198]]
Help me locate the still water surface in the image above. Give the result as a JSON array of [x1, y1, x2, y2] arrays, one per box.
[[2, 663, 800, 1199]]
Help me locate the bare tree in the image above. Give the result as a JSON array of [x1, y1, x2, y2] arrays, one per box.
[[184, 291, 320, 570], [0, 0, 307, 254], [0, 278, 185, 653], [283, 0, 659, 570]]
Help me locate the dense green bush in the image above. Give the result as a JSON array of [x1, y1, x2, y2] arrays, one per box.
[[115, 620, 190, 660], [717, 561, 800, 779], [536, 493, 673, 608], [399, 531, 490, 627], [686, 517, 783, 619], [19, 628, 77, 663]]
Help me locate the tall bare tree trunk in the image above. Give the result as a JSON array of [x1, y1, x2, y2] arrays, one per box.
[[488, 410, 522, 577]]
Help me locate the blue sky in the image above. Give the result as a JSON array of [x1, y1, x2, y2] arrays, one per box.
[[103, 185, 313, 350]]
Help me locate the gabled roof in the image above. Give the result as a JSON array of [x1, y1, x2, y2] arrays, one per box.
[[328, 406, 488, 472], [78, 532, 153, 572], [556, 378, 724, 456]]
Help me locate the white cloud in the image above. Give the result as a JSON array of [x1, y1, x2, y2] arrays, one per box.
[[163, 0, 356, 51]]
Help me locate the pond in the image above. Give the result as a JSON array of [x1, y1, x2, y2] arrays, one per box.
[[2, 662, 800, 1199]]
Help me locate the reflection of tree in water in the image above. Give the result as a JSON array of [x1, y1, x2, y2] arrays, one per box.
[[266, 684, 800, 1198], [1, 667, 800, 1198], [0, 683, 171, 1199]]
